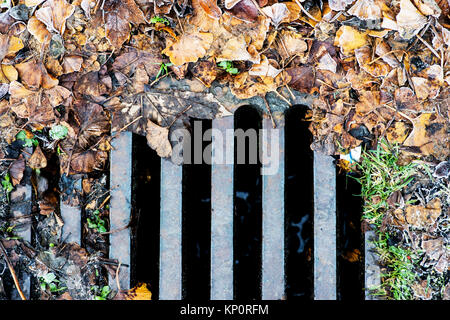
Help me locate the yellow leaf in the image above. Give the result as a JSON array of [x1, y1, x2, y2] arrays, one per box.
[[114, 283, 152, 300], [334, 25, 368, 55], [2, 65, 18, 82], [8, 36, 24, 55]]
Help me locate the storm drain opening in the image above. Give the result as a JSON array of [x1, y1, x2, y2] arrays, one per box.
[[182, 119, 212, 300], [285, 105, 314, 300], [233, 106, 262, 300], [132, 133, 161, 297], [336, 171, 364, 300]]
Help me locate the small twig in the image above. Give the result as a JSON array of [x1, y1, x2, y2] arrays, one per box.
[[111, 115, 143, 139], [116, 261, 122, 292], [367, 50, 404, 65], [263, 95, 276, 128], [100, 223, 129, 236], [0, 240, 26, 300], [416, 34, 441, 61], [294, 0, 319, 22], [168, 104, 193, 128], [148, 71, 173, 88]]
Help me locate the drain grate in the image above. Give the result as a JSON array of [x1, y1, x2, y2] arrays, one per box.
[[4, 103, 379, 300]]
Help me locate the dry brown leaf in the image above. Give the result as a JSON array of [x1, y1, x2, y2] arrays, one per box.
[[279, 29, 308, 59], [355, 46, 391, 78], [62, 55, 83, 74], [35, 0, 75, 34], [191, 59, 217, 87], [0, 65, 18, 83], [15, 59, 58, 90], [403, 113, 448, 157], [386, 121, 411, 144], [101, 0, 145, 48], [162, 32, 214, 66], [10, 156, 25, 186], [401, 198, 442, 228], [249, 55, 282, 78], [146, 120, 172, 158], [28, 145, 48, 169], [196, 0, 222, 19], [27, 16, 52, 44]]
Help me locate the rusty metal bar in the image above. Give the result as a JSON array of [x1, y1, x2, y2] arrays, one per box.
[[313, 152, 336, 300], [365, 230, 381, 300], [60, 178, 82, 245], [109, 131, 133, 290], [9, 182, 32, 300], [211, 116, 234, 300], [261, 117, 285, 300], [159, 158, 183, 300]]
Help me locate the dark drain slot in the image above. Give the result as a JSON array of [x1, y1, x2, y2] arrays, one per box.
[[285, 105, 314, 299], [182, 119, 212, 300], [336, 170, 364, 300], [132, 134, 160, 296], [233, 106, 262, 300]]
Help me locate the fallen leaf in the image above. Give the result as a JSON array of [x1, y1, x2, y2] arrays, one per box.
[[396, 0, 427, 39], [403, 113, 448, 158], [28, 145, 47, 169], [15, 59, 59, 90], [162, 32, 214, 66], [334, 25, 368, 55], [62, 55, 83, 74], [113, 283, 152, 300], [27, 16, 52, 44], [348, 0, 383, 20], [35, 0, 75, 34], [146, 120, 172, 158], [9, 156, 25, 186], [328, 0, 355, 11], [100, 0, 145, 48], [249, 55, 282, 78], [262, 3, 289, 27]]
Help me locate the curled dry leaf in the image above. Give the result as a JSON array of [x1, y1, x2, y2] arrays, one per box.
[[197, 0, 222, 19], [162, 32, 214, 66], [27, 16, 52, 44], [191, 59, 218, 87], [35, 0, 75, 34], [145, 120, 172, 158], [249, 55, 282, 78], [396, 0, 427, 39], [278, 29, 308, 59], [113, 283, 152, 300]]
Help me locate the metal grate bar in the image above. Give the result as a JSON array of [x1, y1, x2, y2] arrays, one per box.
[[261, 117, 285, 300], [365, 230, 381, 300], [210, 117, 234, 300], [159, 158, 183, 300], [109, 131, 133, 290], [313, 153, 336, 300], [9, 183, 32, 300], [60, 179, 82, 245]]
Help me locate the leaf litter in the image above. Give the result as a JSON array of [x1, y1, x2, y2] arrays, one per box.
[[0, 0, 448, 300]]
